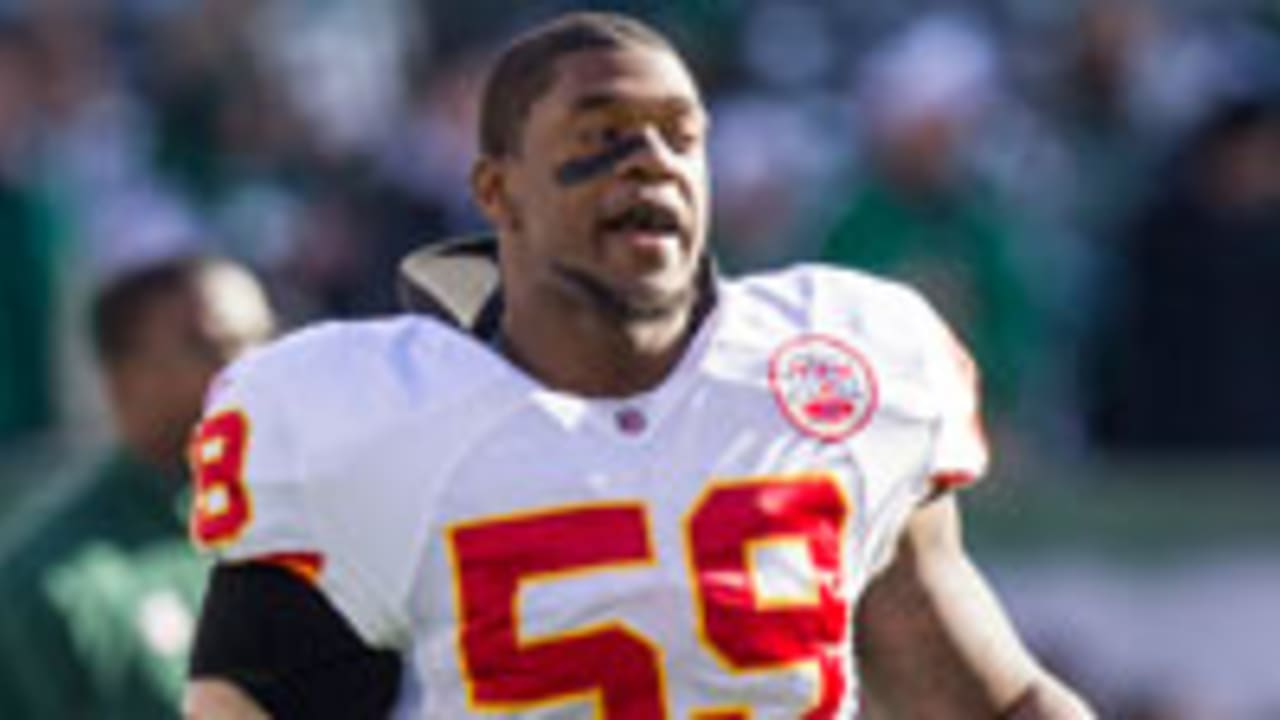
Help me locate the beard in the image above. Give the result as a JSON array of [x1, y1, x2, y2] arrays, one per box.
[[551, 261, 699, 324]]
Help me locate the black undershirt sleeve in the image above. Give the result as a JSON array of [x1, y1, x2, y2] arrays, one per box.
[[189, 562, 401, 719]]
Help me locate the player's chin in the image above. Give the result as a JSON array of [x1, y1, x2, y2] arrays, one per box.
[[617, 283, 695, 321], [618, 266, 700, 317], [587, 232, 700, 311]]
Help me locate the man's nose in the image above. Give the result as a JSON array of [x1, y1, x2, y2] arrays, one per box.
[[617, 127, 680, 180]]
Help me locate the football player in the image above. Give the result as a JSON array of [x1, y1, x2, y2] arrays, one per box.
[[184, 12, 1093, 719]]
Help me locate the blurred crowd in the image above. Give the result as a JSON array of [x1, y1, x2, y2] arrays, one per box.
[[2, 0, 1280, 462]]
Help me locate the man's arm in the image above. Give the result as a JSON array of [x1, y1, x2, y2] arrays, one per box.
[[856, 493, 1093, 719], [184, 563, 401, 720], [185, 679, 271, 719]]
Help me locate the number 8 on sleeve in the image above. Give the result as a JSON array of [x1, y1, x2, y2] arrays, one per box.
[[189, 410, 253, 547]]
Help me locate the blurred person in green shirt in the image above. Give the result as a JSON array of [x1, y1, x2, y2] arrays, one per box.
[[0, 256, 274, 718], [820, 16, 1038, 416]]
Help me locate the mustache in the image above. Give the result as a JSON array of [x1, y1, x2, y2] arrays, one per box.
[[599, 200, 682, 234]]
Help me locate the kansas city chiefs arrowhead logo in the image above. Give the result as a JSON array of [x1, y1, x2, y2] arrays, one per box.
[[769, 334, 879, 442]]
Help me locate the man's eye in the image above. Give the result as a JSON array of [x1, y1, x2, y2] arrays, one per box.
[[581, 125, 624, 149], [664, 122, 700, 153]]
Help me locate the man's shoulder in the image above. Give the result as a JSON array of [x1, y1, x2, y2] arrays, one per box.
[[0, 451, 196, 718], [199, 314, 506, 494], [226, 315, 437, 379], [725, 262, 935, 332], [0, 455, 123, 586], [210, 315, 480, 408], [713, 263, 962, 398], [732, 261, 921, 300]]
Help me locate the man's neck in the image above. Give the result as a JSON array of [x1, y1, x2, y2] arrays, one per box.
[[499, 294, 698, 398], [117, 425, 186, 483]]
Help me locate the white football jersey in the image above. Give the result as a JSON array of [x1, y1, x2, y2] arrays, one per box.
[[189, 264, 986, 720]]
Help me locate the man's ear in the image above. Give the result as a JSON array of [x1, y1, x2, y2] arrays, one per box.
[[471, 157, 516, 232]]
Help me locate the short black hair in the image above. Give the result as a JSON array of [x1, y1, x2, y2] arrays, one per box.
[[478, 12, 679, 158], [90, 256, 220, 365]]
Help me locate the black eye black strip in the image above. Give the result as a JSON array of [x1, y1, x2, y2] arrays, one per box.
[[554, 135, 649, 186]]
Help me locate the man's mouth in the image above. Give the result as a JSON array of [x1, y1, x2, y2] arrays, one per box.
[[599, 201, 683, 241]]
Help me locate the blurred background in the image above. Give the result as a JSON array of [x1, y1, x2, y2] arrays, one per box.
[[0, 0, 1277, 716]]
